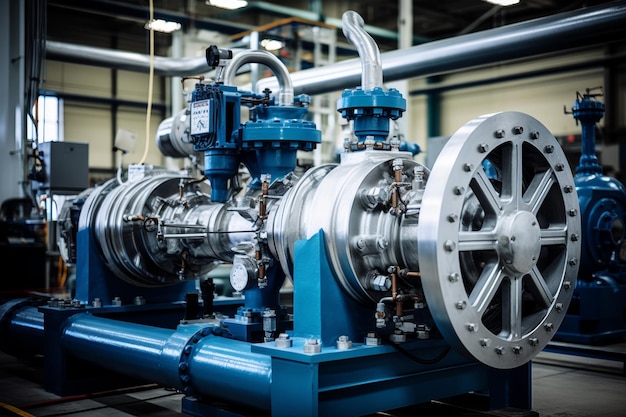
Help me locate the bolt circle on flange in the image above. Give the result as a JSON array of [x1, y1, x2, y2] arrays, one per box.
[[418, 111, 581, 369]]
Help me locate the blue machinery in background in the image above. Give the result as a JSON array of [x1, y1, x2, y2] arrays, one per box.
[[553, 88, 626, 344], [0, 11, 584, 416]]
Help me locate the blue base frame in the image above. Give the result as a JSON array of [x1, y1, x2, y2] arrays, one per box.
[[555, 280, 626, 345], [181, 230, 532, 416]]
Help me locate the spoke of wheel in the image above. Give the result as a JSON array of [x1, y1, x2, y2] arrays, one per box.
[[458, 230, 498, 251], [502, 275, 523, 339], [540, 226, 568, 245], [469, 263, 505, 316], [524, 170, 555, 214], [527, 266, 554, 308], [471, 168, 503, 214], [501, 143, 522, 207]]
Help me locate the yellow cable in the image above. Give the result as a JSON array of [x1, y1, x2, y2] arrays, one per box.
[[138, 0, 155, 165], [0, 402, 37, 417], [58, 255, 67, 289]]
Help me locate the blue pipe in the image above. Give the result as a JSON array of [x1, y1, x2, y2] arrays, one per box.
[[0, 301, 44, 355], [60, 313, 272, 410]]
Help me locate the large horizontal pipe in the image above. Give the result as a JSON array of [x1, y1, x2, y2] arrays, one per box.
[[0, 301, 44, 356], [45, 3, 626, 86], [258, 2, 626, 96], [61, 313, 272, 410], [45, 41, 211, 77], [0, 303, 272, 411]]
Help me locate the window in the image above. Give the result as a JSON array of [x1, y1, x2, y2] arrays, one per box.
[[31, 94, 64, 143]]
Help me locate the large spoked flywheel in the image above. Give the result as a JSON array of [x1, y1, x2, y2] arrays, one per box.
[[418, 112, 581, 369]]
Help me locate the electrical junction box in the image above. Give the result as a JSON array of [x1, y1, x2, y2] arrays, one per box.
[[36, 141, 89, 194]]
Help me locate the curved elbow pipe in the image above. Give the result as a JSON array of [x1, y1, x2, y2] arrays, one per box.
[[342, 10, 382, 90], [223, 50, 294, 106]]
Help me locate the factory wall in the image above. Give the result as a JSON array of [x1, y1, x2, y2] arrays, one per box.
[[43, 60, 172, 177], [405, 46, 623, 173]]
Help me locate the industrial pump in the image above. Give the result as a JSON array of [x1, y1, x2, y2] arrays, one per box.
[[0, 11, 581, 417]]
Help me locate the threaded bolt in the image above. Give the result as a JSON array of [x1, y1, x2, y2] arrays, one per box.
[[444, 240, 456, 251]]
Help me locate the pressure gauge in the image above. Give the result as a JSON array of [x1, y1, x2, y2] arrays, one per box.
[[190, 99, 211, 136], [230, 255, 256, 292]]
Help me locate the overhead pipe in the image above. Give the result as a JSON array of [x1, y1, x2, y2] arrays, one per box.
[[46, 41, 212, 77], [46, 3, 626, 84], [256, 2, 626, 96], [244, 0, 431, 44]]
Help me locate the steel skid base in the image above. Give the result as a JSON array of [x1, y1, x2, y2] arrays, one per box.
[[181, 231, 533, 417], [181, 347, 533, 417]]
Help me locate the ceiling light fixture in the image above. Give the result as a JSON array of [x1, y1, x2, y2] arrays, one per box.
[[261, 39, 284, 51], [482, 0, 521, 6], [145, 19, 182, 33], [206, 0, 248, 10]]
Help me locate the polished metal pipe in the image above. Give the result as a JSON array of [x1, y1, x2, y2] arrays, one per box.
[[45, 41, 211, 77], [257, 2, 626, 96], [341, 10, 382, 90], [46, 3, 626, 91], [223, 49, 294, 106]]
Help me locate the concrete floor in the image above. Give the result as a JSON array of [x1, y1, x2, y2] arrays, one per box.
[[0, 341, 624, 417]]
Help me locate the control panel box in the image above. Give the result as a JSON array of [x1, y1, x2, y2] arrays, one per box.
[[36, 141, 89, 194]]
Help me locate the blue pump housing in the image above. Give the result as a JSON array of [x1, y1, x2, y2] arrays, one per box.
[[556, 88, 626, 344], [190, 82, 321, 202]]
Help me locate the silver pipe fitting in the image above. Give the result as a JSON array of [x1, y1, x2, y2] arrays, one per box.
[[341, 11, 383, 90], [223, 50, 294, 106]]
